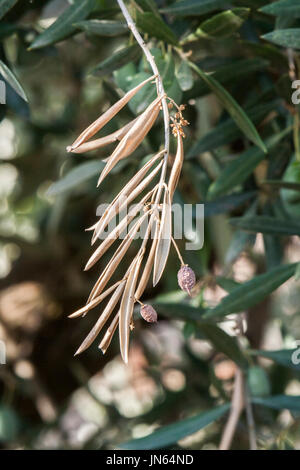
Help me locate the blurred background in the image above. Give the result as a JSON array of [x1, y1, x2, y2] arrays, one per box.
[[0, 0, 300, 450]]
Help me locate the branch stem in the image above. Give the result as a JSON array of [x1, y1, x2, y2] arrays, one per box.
[[219, 368, 244, 450], [116, 0, 170, 202]]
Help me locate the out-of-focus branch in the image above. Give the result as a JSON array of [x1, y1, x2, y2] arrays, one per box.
[[219, 368, 244, 450]]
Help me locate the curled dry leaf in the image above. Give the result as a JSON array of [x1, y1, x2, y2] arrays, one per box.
[[68, 280, 122, 318], [119, 252, 144, 363], [69, 74, 157, 151], [68, 117, 139, 154], [91, 154, 164, 245], [153, 185, 172, 286], [168, 131, 184, 199], [97, 95, 162, 186], [87, 210, 151, 300], [68, 58, 188, 361], [135, 216, 159, 300], [85, 188, 155, 270], [99, 311, 119, 354], [75, 279, 126, 356]]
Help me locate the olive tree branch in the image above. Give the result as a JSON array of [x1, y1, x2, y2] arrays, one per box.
[[116, 0, 170, 196]]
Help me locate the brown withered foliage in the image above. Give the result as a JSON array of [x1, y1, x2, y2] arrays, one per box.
[[68, 74, 193, 363]]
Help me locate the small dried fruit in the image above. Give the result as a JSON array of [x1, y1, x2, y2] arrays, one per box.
[[140, 304, 158, 323], [177, 265, 196, 295]]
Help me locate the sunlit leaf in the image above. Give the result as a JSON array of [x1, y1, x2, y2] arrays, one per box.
[[195, 8, 250, 38]]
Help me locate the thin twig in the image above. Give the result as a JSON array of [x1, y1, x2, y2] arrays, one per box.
[[244, 382, 258, 450], [219, 368, 244, 450], [116, 0, 170, 203]]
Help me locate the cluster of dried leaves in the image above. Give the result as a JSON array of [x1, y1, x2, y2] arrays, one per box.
[[68, 75, 193, 363]]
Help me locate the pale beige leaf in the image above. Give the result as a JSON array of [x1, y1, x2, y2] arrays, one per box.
[[67, 118, 138, 154], [68, 281, 122, 318], [97, 96, 162, 186], [168, 132, 184, 199], [87, 211, 150, 301], [119, 253, 144, 363], [74, 280, 126, 356], [135, 218, 159, 300], [99, 311, 119, 354], [153, 186, 172, 286], [90, 151, 163, 244], [91, 158, 163, 245], [85, 188, 154, 270], [69, 75, 156, 150]]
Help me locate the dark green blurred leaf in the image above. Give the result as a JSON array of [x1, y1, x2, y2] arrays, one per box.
[[260, 0, 300, 17], [252, 395, 300, 411], [262, 29, 300, 50], [0, 59, 28, 102], [176, 60, 194, 91], [135, 0, 159, 15], [250, 349, 300, 371], [160, 0, 229, 17], [0, 0, 17, 20], [153, 301, 205, 322], [215, 276, 241, 292], [263, 179, 300, 191], [203, 263, 297, 318], [134, 51, 181, 113], [196, 8, 250, 38], [0, 22, 17, 40], [47, 161, 105, 196], [203, 191, 256, 217], [240, 41, 288, 68], [264, 233, 283, 270], [197, 322, 248, 368], [230, 216, 300, 236], [188, 62, 266, 152], [208, 128, 291, 198], [136, 11, 178, 45], [120, 404, 230, 449], [74, 19, 128, 36], [0, 405, 20, 442], [153, 300, 247, 367], [30, 0, 96, 49], [188, 101, 280, 157], [248, 366, 271, 397], [92, 44, 142, 76], [185, 58, 268, 100]]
